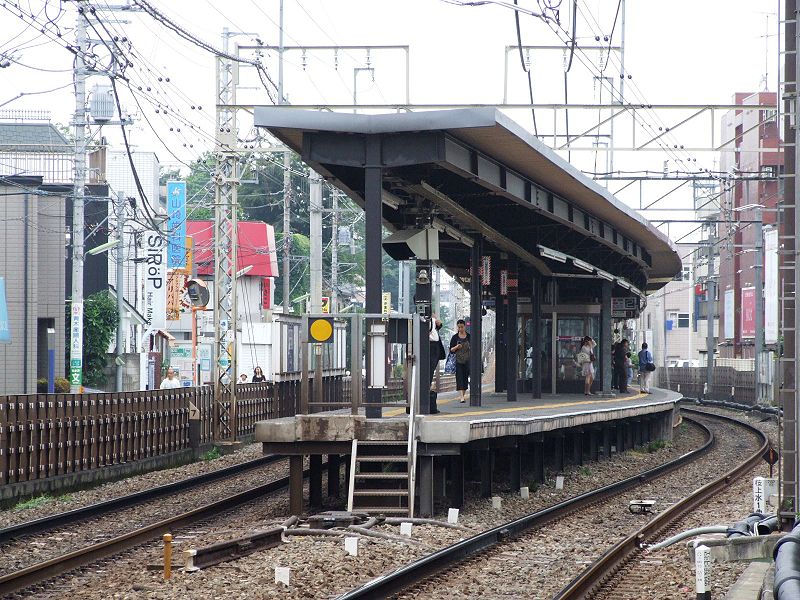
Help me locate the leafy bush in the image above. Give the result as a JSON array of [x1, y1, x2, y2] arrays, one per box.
[[201, 447, 221, 461], [54, 377, 71, 393], [37, 378, 48, 393], [65, 291, 118, 388]]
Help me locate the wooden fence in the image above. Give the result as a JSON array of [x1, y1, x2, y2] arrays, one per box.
[[0, 373, 427, 489]]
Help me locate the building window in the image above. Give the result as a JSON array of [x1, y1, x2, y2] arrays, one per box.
[[678, 313, 690, 328], [647, 313, 651, 330], [682, 266, 691, 281]]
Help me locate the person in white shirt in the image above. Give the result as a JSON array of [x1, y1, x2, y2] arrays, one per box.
[[160, 367, 181, 389]]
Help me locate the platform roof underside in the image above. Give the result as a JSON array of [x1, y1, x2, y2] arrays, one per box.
[[254, 107, 682, 300]]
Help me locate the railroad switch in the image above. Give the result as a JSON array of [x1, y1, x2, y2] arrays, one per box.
[[306, 511, 375, 529], [628, 499, 656, 514]]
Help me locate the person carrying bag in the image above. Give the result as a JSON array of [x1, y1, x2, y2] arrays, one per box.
[[449, 319, 471, 403], [637, 342, 655, 393]]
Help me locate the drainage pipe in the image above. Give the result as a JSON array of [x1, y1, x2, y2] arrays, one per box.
[[773, 523, 800, 600], [727, 513, 767, 538], [756, 515, 779, 536], [645, 526, 729, 553]]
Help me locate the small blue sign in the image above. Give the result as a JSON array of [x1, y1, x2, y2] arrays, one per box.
[[0, 277, 10, 343], [166, 181, 187, 269]]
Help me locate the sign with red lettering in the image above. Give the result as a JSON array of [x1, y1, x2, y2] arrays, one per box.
[[741, 287, 756, 338]]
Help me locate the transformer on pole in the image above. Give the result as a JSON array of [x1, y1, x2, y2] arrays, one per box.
[[213, 29, 240, 441]]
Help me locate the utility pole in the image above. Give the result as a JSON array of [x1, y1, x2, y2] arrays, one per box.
[[754, 205, 764, 403], [214, 28, 240, 440], [309, 173, 323, 313], [115, 191, 125, 392], [779, 0, 800, 525], [68, 7, 88, 394], [330, 189, 339, 313], [618, 0, 627, 101], [278, 0, 291, 313], [705, 228, 716, 396]]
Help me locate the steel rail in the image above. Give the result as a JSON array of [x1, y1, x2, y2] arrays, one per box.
[[552, 407, 769, 599], [0, 461, 303, 596], [0, 454, 284, 543], [335, 413, 721, 600]]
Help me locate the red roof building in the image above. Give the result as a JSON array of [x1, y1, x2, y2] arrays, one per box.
[[186, 221, 279, 278]]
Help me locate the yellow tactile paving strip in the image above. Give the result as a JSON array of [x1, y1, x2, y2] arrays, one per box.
[[384, 386, 648, 419]]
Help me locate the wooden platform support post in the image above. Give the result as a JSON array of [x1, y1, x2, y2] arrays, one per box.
[[289, 455, 304, 516], [448, 453, 465, 508], [480, 449, 493, 498], [588, 428, 599, 462], [616, 422, 626, 453], [327, 454, 341, 498], [602, 425, 612, 459], [309, 454, 323, 508], [533, 435, 545, 483], [419, 455, 434, 517], [572, 429, 583, 466], [510, 439, 522, 491], [553, 433, 565, 472]]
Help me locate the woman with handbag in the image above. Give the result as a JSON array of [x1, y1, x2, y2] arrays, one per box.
[[577, 336, 596, 396], [428, 316, 446, 414], [449, 319, 471, 403], [637, 342, 655, 393]]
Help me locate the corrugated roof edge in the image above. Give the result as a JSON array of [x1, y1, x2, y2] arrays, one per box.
[[254, 106, 682, 281]]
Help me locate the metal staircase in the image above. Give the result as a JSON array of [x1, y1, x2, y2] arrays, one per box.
[[347, 358, 419, 517]]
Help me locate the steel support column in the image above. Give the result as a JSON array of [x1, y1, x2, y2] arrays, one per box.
[[213, 49, 240, 440], [600, 280, 613, 396], [469, 240, 483, 406], [419, 455, 434, 517], [417, 260, 432, 415], [495, 285, 506, 393], [531, 273, 542, 399], [448, 453, 465, 508], [506, 258, 518, 402], [364, 135, 383, 418]]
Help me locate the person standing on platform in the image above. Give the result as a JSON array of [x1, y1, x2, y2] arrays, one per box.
[[428, 316, 446, 414], [252, 366, 266, 383], [638, 342, 655, 393], [578, 336, 596, 396], [449, 319, 471, 403], [610, 340, 618, 390], [160, 367, 181, 389]]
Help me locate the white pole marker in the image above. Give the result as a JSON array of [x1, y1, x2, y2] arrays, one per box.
[[275, 566, 290, 586], [448, 508, 460, 524]]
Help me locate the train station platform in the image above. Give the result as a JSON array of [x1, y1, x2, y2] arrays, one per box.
[[256, 387, 681, 517], [256, 387, 680, 449]]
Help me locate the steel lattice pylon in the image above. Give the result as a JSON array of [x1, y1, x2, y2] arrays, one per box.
[[214, 44, 239, 441]]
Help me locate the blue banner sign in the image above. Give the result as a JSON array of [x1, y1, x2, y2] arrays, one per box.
[[166, 181, 187, 269], [0, 277, 9, 343]]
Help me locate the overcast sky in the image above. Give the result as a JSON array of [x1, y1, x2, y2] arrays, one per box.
[[0, 0, 782, 242]]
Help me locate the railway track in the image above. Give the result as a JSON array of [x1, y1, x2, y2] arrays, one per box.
[[0, 454, 293, 597], [0, 453, 283, 543], [336, 408, 768, 600]]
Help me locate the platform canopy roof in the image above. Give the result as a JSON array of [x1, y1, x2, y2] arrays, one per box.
[[254, 107, 681, 299]]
